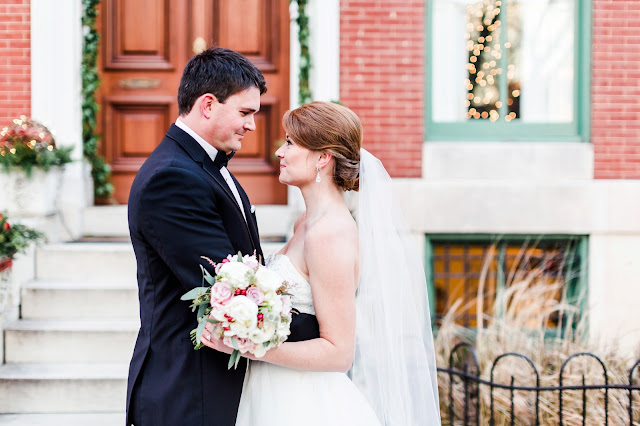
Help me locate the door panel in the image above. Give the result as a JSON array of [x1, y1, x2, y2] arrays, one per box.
[[99, 0, 289, 204], [104, 0, 175, 69]]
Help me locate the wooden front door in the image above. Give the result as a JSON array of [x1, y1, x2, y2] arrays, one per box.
[[97, 0, 289, 204]]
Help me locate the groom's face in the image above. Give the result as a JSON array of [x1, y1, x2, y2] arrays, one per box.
[[207, 86, 261, 153]]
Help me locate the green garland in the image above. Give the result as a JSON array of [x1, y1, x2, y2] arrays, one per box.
[[80, 0, 308, 201], [82, 0, 113, 201], [291, 0, 312, 104]]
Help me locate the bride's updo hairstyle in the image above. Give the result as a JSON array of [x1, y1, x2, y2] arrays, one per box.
[[282, 101, 362, 191]]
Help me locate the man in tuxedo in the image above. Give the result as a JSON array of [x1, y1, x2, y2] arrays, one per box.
[[126, 47, 267, 426]]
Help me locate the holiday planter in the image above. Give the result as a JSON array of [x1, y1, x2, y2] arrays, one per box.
[[0, 167, 63, 217]]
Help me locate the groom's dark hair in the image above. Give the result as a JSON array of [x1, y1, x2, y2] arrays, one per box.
[[177, 47, 267, 115]]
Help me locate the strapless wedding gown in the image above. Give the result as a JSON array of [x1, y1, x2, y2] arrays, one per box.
[[235, 254, 381, 426]]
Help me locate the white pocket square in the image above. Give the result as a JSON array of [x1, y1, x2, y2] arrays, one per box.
[[250, 205, 256, 214]]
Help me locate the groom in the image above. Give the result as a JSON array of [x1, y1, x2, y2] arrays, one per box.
[[126, 47, 266, 426]]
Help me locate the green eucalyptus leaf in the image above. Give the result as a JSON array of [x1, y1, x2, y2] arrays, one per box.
[[195, 320, 207, 347], [180, 286, 207, 301], [227, 350, 239, 369], [201, 265, 215, 285]]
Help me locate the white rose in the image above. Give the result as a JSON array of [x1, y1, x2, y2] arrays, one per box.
[[262, 291, 283, 321], [209, 303, 227, 322], [276, 318, 291, 340], [218, 262, 254, 289], [224, 296, 258, 338], [255, 267, 284, 292], [251, 320, 276, 344], [252, 343, 269, 358], [242, 254, 260, 270]]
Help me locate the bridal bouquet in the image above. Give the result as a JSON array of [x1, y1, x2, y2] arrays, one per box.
[[181, 252, 293, 369]]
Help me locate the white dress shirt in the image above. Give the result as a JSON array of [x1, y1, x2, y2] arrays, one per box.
[[175, 118, 247, 222]]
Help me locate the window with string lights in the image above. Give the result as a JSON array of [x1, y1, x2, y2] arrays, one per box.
[[426, 0, 590, 141]]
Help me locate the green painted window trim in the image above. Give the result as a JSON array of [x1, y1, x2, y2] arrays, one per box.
[[424, 0, 592, 142], [424, 234, 589, 330]]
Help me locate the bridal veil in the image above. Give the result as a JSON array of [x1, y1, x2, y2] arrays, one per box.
[[349, 148, 441, 425]]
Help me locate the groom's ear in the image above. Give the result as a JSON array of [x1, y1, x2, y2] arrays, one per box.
[[199, 93, 218, 119]]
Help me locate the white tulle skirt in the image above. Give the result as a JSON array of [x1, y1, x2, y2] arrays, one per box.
[[236, 361, 381, 426]]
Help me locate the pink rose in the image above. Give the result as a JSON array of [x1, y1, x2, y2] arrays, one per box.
[[210, 282, 233, 305], [246, 286, 265, 306]]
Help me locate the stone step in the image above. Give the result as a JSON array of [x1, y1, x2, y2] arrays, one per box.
[[0, 413, 124, 425], [36, 240, 284, 283], [3, 319, 138, 364], [0, 363, 127, 413], [36, 242, 136, 281], [82, 206, 129, 238], [21, 280, 139, 320]]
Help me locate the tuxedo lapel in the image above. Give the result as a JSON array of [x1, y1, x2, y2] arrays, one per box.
[[201, 155, 243, 213], [167, 124, 244, 219]]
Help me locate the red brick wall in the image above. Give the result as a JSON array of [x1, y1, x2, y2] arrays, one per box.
[[0, 0, 30, 128], [340, 1, 424, 178], [592, 0, 640, 179]]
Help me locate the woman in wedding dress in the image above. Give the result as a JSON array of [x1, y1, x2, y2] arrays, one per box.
[[202, 101, 440, 425]]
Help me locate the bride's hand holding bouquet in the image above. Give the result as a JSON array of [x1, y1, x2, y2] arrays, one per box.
[[181, 252, 293, 369]]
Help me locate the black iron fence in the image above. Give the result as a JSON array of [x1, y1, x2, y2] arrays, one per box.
[[437, 343, 640, 425]]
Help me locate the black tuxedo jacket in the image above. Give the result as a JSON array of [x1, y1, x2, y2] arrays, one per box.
[[126, 124, 320, 426], [126, 124, 262, 426]]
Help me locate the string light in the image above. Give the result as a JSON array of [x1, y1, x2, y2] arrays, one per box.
[[465, 0, 519, 122]]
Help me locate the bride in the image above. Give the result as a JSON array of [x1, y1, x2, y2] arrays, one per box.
[[201, 101, 440, 425]]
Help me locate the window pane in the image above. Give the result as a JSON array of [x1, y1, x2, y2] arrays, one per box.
[[431, 0, 575, 123], [433, 243, 499, 327], [431, 238, 580, 328]]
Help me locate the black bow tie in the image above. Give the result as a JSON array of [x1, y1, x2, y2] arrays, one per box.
[[213, 150, 235, 169]]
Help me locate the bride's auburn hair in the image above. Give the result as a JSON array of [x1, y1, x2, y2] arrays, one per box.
[[282, 101, 362, 191]]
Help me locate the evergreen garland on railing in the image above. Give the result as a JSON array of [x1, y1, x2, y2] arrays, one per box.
[[291, 0, 312, 104], [82, 0, 113, 200]]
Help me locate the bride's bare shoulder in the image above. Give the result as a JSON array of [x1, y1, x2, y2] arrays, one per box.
[[304, 210, 358, 258]]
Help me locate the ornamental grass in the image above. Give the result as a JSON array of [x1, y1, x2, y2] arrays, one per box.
[[434, 245, 640, 425]]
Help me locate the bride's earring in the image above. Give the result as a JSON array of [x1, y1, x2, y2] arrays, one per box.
[[315, 165, 321, 183]]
